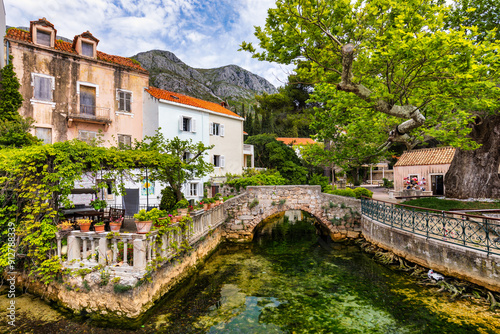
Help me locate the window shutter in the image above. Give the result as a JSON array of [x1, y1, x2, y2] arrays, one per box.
[[198, 183, 203, 197], [116, 89, 120, 101], [209, 122, 213, 135], [220, 155, 225, 168], [125, 93, 131, 112], [179, 116, 184, 131], [220, 124, 225, 137], [191, 118, 196, 133]]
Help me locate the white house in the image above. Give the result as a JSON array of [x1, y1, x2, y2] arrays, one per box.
[[143, 87, 246, 201]]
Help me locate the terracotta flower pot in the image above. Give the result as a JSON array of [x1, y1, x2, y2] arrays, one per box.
[[79, 222, 91, 232], [109, 222, 122, 232], [135, 220, 153, 234], [203, 204, 209, 211], [94, 224, 105, 233]]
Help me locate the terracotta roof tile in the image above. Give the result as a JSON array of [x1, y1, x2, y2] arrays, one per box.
[[276, 137, 316, 145], [146, 87, 243, 119], [6, 28, 147, 73], [394, 147, 456, 167]]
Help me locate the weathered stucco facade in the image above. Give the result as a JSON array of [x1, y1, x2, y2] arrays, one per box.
[[5, 18, 149, 146]]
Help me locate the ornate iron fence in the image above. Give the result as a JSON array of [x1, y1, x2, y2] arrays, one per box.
[[361, 197, 500, 256]]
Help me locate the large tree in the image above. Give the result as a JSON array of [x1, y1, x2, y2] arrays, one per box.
[[241, 0, 500, 198], [136, 131, 214, 202]]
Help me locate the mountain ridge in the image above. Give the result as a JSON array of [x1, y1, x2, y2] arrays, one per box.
[[132, 50, 278, 108]]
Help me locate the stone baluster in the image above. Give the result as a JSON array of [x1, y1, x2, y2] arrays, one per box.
[[151, 235, 157, 261], [56, 233, 62, 258], [122, 238, 129, 267], [98, 237, 108, 265], [89, 236, 97, 263], [82, 237, 89, 263], [112, 239, 118, 264], [67, 235, 81, 262], [133, 238, 147, 270]]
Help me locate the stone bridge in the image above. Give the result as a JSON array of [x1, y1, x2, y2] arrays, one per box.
[[223, 185, 361, 242]]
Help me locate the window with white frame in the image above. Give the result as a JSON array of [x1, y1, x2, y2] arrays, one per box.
[[81, 41, 94, 57], [78, 130, 98, 144], [209, 122, 224, 136], [183, 151, 192, 162], [118, 134, 132, 148], [117, 89, 132, 112], [35, 127, 52, 144], [213, 155, 225, 168], [189, 182, 199, 197], [32, 73, 55, 102], [179, 116, 196, 133]]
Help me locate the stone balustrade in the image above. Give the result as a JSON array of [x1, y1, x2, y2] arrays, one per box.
[[56, 203, 226, 279]]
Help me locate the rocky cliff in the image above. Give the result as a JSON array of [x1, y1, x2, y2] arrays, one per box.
[[132, 50, 277, 105]]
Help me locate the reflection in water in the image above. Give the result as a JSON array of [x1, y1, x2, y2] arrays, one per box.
[[147, 211, 498, 333]]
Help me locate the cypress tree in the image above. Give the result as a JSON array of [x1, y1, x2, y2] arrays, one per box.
[[0, 57, 24, 122]]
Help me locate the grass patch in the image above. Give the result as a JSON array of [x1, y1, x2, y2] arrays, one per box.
[[402, 198, 500, 211]]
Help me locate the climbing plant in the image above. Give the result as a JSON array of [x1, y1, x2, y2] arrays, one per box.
[[0, 139, 169, 283]]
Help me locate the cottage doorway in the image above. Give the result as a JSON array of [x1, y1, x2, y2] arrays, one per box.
[[431, 175, 444, 195]]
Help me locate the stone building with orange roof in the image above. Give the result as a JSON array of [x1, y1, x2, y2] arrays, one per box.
[[4, 18, 149, 146], [144, 87, 247, 200]]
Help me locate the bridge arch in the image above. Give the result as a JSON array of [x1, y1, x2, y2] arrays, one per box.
[[223, 185, 361, 242]]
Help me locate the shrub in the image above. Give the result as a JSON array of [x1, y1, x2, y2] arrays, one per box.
[[175, 199, 189, 209], [331, 188, 356, 198], [159, 187, 177, 211], [225, 170, 287, 191], [353, 187, 373, 199], [308, 174, 330, 192], [383, 178, 394, 188]]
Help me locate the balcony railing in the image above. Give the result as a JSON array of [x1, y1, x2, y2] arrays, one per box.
[[361, 197, 500, 256], [68, 104, 112, 124]]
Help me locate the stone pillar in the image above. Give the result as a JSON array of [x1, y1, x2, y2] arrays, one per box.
[[67, 235, 81, 262], [133, 239, 147, 270], [98, 237, 108, 265]]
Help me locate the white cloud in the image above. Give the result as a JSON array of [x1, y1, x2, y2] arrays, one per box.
[[4, 0, 293, 87]]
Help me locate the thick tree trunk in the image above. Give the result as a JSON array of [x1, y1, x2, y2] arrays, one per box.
[[445, 115, 500, 199]]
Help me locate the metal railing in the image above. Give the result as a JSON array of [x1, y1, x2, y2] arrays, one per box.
[[68, 104, 112, 123], [361, 197, 500, 256]]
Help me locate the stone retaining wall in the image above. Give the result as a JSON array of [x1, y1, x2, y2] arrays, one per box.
[[362, 215, 500, 292]]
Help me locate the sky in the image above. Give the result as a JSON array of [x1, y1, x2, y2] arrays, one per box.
[[3, 0, 294, 88]]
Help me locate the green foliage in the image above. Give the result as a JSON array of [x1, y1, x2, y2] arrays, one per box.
[[325, 187, 356, 198], [241, 0, 500, 167], [352, 187, 373, 199], [0, 58, 23, 122], [248, 198, 259, 209], [308, 174, 330, 192], [225, 169, 287, 191], [383, 178, 394, 189], [113, 283, 133, 293], [159, 186, 177, 211], [0, 139, 172, 282], [244, 134, 307, 184], [402, 198, 500, 211], [136, 131, 214, 201], [134, 208, 162, 222], [175, 199, 189, 209]]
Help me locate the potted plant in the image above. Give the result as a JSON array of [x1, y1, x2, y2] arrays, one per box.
[[133, 208, 160, 234], [90, 198, 107, 211], [175, 199, 190, 216], [94, 221, 105, 233], [200, 199, 209, 211], [57, 220, 73, 232], [214, 193, 222, 205], [109, 217, 123, 232], [78, 219, 92, 232], [208, 197, 216, 208]]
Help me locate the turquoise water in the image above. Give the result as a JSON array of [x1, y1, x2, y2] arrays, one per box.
[[145, 211, 498, 333]]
